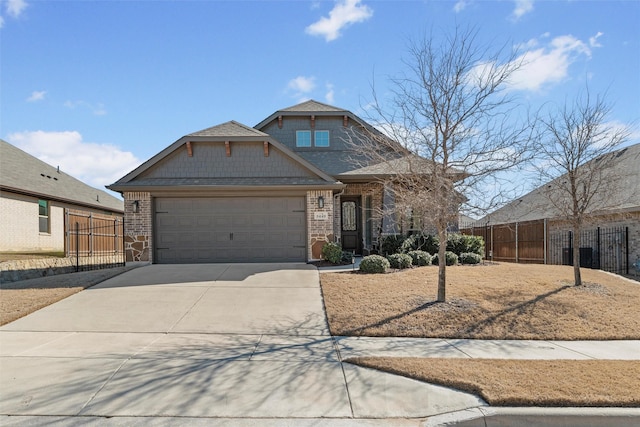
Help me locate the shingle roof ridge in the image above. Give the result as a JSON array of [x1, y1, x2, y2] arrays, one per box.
[[280, 99, 347, 113], [188, 120, 269, 137]]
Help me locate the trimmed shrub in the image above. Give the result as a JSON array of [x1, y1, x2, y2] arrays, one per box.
[[387, 253, 413, 269], [359, 255, 390, 274], [341, 250, 355, 263], [380, 235, 406, 256], [321, 242, 343, 264], [401, 232, 439, 254], [447, 233, 484, 257], [432, 251, 459, 266], [459, 252, 482, 265], [407, 250, 432, 266]]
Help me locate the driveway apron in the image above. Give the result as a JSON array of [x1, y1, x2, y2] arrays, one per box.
[[0, 264, 483, 420]]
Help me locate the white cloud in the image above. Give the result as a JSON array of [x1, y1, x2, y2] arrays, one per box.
[[325, 83, 335, 104], [6, 130, 141, 190], [306, 0, 373, 42], [287, 76, 318, 101], [64, 100, 107, 116], [507, 34, 594, 92], [1, 0, 27, 27], [511, 0, 534, 21], [589, 31, 604, 48], [26, 90, 46, 102], [6, 0, 27, 17], [453, 0, 469, 13]]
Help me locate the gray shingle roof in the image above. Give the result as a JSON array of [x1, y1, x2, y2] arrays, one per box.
[[188, 121, 269, 138], [1, 139, 124, 213], [482, 143, 640, 224], [111, 177, 336, 187], [280, 100, 348, 113]]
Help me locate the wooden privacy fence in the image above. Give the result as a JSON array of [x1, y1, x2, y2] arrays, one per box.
[[461, 220, 546, 264], [461, 220, 631, 275], [65, 209, 125, 272]]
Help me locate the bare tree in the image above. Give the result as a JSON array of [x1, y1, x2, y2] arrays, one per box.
[[535, 88, 631, 286], [348, 27, 533, 302]]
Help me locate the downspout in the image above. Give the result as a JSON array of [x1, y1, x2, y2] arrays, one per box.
[[333, 189, 345, 243]]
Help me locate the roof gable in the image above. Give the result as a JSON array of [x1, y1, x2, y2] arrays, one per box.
[[109, 121, 341, 190], [0, 140, 123, 213], [188, 121, 269, 138], [280, 100, 347, 113]]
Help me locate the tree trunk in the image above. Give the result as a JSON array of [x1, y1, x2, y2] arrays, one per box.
[[572, 226, 583, 286], [436, 231, 447, 302]]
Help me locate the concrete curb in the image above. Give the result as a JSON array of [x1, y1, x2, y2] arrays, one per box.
[[421, 407, 640, 427]]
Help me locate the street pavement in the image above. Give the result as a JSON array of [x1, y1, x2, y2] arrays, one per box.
[[1, 263, 638, 426]]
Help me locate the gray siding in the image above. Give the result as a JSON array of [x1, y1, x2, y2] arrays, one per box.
[[138, 142, 317, 180], [261, 116, 356, 152]]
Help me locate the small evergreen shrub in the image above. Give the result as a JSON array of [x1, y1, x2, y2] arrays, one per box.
[[387, 253, 413, 269], [359, 255, 390, 274], [447, 233, 484, 257], [341, 250, 355, 263], [432, 251, 459, 266], [459, 252, 482, 265], [401, 232, 439, 254], [321, 242, 343, 264], [380, 234, 406, 256], [407, 250, 432, 266]]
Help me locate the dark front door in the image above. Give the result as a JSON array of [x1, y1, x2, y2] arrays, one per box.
[[341, 196, 362, 255]]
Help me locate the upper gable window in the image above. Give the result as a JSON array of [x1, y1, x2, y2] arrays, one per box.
[[296, 131, 311, 147], [315, 130, 330, 147]]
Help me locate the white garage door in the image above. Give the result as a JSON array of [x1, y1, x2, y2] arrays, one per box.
[[154, 197, 306, 263]]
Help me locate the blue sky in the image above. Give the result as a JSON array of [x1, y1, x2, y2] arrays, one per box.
[[2, 0, 639, 197]]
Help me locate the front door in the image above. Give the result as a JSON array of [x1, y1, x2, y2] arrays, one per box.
[[341, 196, 362, 255]]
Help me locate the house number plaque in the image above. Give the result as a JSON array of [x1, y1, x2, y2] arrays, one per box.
[[314, 212, 328, 220]]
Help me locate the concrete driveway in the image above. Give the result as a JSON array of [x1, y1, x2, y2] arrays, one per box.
[[0, 263, 483, 422]]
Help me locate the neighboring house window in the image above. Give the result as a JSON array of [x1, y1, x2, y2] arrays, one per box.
[[296, 131, 311, 147], [38, 199, 50, 233], [314, 130, 330, 147]]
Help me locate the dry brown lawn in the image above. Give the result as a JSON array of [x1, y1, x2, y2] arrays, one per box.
[[348, 358, 640, 407], [321, 263, 640, 340], [0, 266, 136, 325]]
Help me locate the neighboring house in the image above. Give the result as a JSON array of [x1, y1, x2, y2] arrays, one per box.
[[473, 142, 640, 273], [0, 139, 124, 253], [109, 100, 412, 263]]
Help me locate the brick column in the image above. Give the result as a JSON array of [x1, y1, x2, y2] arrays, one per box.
[[307, 190, 334, 261], [123, 192, 152, 262]]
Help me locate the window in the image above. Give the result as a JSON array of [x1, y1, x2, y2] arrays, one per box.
[[296, 130, 311, 147], [38, 199, 50, 233], [314, 130, 330, 147], [342, 201, 357, 231]]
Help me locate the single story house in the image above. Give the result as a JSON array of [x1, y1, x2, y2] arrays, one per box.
[[0, 139, 124, 253], [473, 142, 640, 272], [109, 100, 415, 264]]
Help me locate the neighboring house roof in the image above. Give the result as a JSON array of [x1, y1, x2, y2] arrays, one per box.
[[108, 120, 343, 192], [480, 142, 640, 225], [0, 139, 124, 213]]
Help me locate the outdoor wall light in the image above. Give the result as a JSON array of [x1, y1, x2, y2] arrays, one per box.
[[318, 195, 325, 209], [132, 200, 140, 213]]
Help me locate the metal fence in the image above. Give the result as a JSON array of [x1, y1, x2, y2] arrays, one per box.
[[65, 209, 125, 272], [548, 226, 629, 275]]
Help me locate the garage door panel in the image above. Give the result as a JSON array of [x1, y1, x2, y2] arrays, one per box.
[[155, 197, 306, 263]]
